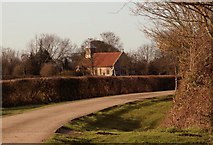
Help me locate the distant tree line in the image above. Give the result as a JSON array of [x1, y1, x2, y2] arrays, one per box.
[[0, 32, 176, 79]]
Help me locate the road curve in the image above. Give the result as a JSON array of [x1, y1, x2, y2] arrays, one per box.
[[2, 90, 174, 143]]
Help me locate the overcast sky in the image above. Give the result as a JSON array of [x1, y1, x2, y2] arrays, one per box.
[[1, 2, 152, 52]]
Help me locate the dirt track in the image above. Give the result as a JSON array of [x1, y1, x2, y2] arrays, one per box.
[[2, 90, 174, 143]]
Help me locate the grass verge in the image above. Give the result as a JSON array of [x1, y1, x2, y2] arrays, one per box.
[[1, 104, 46, 116], [47, 95, 213, 144], [1, 101, 72, 116]]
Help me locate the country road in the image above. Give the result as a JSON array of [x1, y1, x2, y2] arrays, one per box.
[[2, 90, 175, 143]]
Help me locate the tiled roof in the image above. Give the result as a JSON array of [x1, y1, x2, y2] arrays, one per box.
[[93, 52, 122, 67]]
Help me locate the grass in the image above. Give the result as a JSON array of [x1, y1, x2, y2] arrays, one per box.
[[47, 95, 213, 144], [1, 97, 100, 116], [1, 104, 46, 116], [1, 101, 73, 116]]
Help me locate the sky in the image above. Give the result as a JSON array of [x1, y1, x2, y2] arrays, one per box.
[[1, 2, 152, 52]]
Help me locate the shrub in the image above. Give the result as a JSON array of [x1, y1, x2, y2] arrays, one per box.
[[40, 63, 58, 77], [2, 75, 176, 107], [59, 70, 76, 76], [12, 64, 25, 76]]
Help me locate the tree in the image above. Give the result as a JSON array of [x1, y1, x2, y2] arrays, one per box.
[[128, 50, 148, 75], [133, 2, 213, 129], [80, 38, 95, 51], [12, 64, 25, 76], [137, 44, 158, 74], [40, 63, 58, 76], [1, 48, 21, 78], [25, 34, 78, 75], [100, 32, 123, 50], [148, 51, 176, 75], [24, 49, 52, 75], [90, 40, 120, 52], [137, 44, 156, 63], [28, 34, 77, 62]]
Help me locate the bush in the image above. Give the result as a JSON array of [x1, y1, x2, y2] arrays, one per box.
[[40, 63, 58, 77], [2, 75, 176, 107], [12, 64, 25, 76]]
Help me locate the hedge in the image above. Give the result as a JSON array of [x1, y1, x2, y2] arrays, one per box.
[[1, 75, 176, 107]]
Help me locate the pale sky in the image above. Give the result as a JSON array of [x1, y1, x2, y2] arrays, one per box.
[[1, 2, 152, 52]]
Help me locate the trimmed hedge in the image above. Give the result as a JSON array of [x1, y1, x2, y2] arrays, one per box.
[[1, 75, 176, 107]]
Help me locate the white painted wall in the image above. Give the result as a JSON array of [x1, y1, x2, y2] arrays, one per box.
[[93, 67, 114, 76]]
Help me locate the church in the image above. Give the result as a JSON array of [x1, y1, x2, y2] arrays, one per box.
[[76, 41, 129, 76]]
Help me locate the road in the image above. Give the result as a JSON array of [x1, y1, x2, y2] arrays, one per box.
[[2, 90, 174, 143]]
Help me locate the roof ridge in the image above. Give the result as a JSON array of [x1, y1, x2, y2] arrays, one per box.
[[112, 52, 123, 66]]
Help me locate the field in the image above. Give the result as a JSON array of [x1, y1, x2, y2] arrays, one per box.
[[47, 95, 213, 144]]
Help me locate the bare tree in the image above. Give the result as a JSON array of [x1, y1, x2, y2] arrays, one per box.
[[100, 32, 123, 50], [1, 48, 21, 77], [28, 34, 77, 62], [137, 44, 157, 63], [148, 51, 177, 75], [80, 38, 95, 51], [133, 2, 213, 129], [136, 44, 157, 74], [128, 49, 148, 75]]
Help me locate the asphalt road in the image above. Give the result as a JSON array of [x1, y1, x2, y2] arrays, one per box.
[[2, 90, 174, 143]]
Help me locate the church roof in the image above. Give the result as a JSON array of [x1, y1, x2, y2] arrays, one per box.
[[93, 52, 122, 67]]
